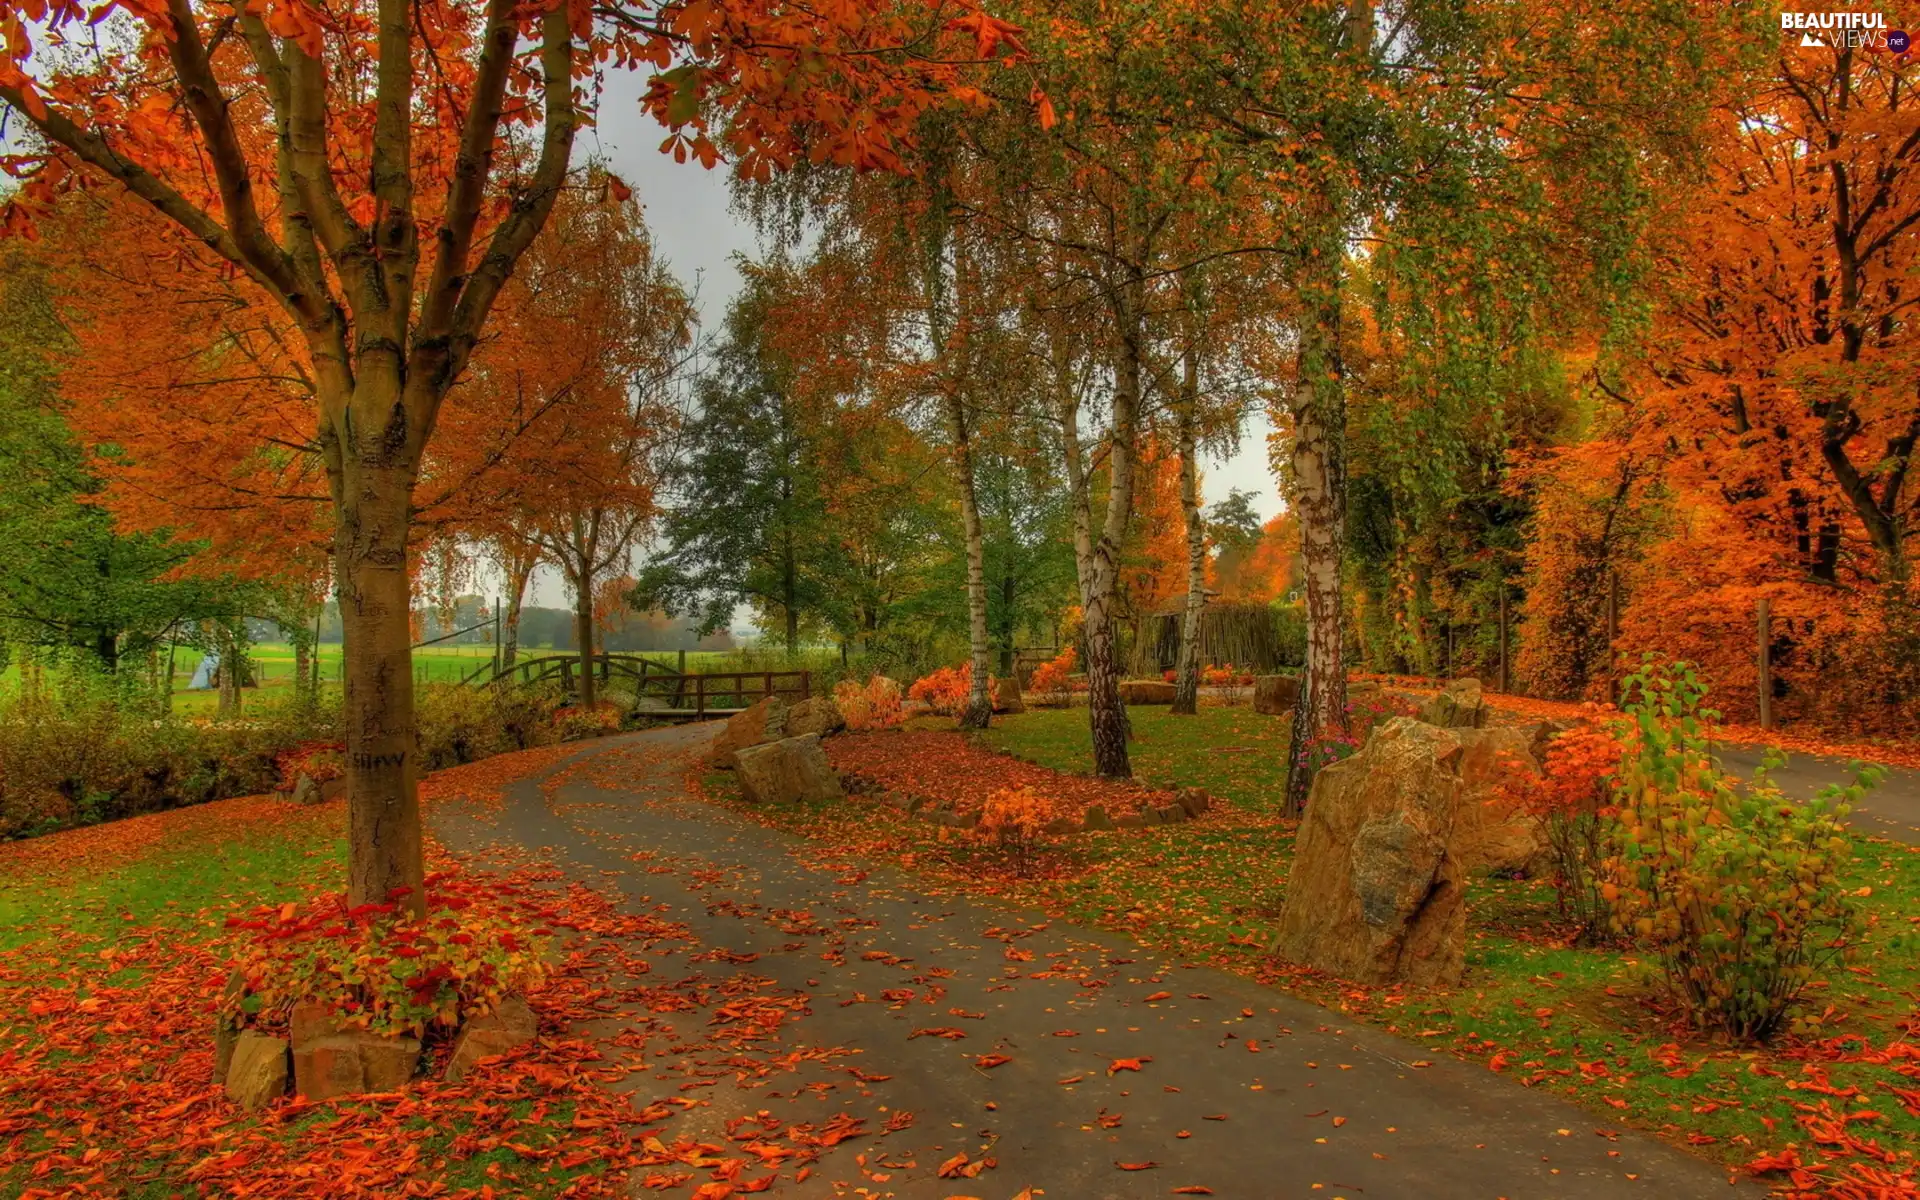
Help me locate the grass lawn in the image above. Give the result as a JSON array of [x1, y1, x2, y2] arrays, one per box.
[[705, 701, 1920, 1185], [0, 757, 628, 1198]]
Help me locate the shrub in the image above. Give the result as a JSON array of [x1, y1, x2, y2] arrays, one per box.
[[0, 676, 339, 837], [908, 664, 999, 717], [1497, 709, 1624, 939], [976, 785, 1056, 871], [1028, 648, 1078, 707], [835, 675, 905, 731], [415, 683, 561, 770], [275, 741, 346, 791], [1600, 659, 1876, 1041], [550, 701, 622, 741], [222, 871, 550, 1037]]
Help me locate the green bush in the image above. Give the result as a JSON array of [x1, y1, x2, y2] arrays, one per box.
[[414, 683, 559, 770], [0, 675, 340, 837], [1600, 659, 1878, 1041]]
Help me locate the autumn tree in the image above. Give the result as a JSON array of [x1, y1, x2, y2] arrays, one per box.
[[1, 0, 1013, 911]]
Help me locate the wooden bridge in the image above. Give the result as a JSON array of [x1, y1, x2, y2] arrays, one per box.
[[462, 652, 809, 718]]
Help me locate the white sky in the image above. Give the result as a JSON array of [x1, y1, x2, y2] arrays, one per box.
[[522, 78, 1284, 610]]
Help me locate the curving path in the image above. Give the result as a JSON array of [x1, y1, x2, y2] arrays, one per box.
[[432, 724, 1761, 1199]]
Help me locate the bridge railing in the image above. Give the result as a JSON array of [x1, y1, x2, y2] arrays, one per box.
[[471, 653, 809, 716]]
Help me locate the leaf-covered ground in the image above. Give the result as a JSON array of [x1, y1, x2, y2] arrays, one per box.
[[701, 705, 1920, 1198]]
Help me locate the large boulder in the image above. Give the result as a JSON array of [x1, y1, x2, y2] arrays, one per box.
[[1449, 726, 1548, 875], [1418, 677, 1488, 728], [733, 733, 844, 804], [784, 695, 846, 739], [1272, 718, 1471, 987], [993, 675, 1026, 714], [1253, 675, 1299, 716], [707, 695, 787, 768], [1118, 679, 1176, 705]]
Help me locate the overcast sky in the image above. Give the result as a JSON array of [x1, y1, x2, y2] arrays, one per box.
[[520, 82, 1283, 613]]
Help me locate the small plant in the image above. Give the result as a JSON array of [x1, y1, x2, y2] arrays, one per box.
[[222, 872, 550, 1038], [975, 785, 1056, 872], [907, 664, 1000, 717], [1028, 648, 1078, 707], [1497, 708, 1623, 940], [835, 674, 905, 731], [1201, 662, 1251, 705], [1599, 658, 1878, 1041]]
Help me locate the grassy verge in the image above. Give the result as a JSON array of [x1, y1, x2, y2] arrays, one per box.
[[704, 702, 1920, 1181], [0, 755, 626, 1198]]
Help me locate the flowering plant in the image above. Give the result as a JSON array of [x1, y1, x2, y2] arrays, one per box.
[[221, 872, 550, 1038]]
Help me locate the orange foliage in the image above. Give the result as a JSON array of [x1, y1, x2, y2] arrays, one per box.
[[834, 675, 905, 732], [1215, 514, 1298, 605]]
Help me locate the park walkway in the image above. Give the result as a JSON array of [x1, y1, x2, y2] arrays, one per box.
[[431, 724, 1759, 1199]]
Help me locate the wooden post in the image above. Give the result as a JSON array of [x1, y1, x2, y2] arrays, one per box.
[[677, 648, 686, 675], [1497, 583, 1510, 695], [1604, 568, 1620, 704], [1757, 596, 1774, 731], [800, 671, 810, 700], [695, 674, 706, 718], [763, 671, 773, 703]]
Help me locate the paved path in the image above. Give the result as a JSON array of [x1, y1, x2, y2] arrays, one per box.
[[1712, 743, 1920, 846], [433, 725, 1759, 1199]]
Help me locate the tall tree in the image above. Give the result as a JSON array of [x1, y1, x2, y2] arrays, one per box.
[[1, 0, 998, 910]]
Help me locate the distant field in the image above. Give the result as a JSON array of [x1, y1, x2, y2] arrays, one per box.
[[3, 643, 739, 714]]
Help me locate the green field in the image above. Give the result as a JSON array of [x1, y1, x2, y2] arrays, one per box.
[[2, 642, 743, 714]]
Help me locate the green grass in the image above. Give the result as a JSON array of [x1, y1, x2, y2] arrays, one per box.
[[713, 701, 1920, 1173]]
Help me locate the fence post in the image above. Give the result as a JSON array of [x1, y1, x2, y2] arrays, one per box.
[[801, 671, 810, 700], [1757, 596, 1774, 731], [763, 671, 773, 703], [696, 674, 706, 718], [677, 648, 686, 675]]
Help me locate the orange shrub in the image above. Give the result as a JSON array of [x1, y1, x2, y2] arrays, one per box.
[[909, 664, 998, 716], [1028, 648, 1078, 706], [835, 675, 905, 732], [976, 785, 1057, 870]]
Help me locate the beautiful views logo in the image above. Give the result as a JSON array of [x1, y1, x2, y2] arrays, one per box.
[[1781, 11, 1908, 49]]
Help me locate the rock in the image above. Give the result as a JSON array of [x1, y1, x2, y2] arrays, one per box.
[[293, 1031, 421, 1100], [224, 1032, 289, 1111], [1526, 718, 1578, 766], [1450, 726, 1548, 875], [289, 999, 346, 1050], [993, 675, 1026, 714], [1137, 806, 1162, 826], [784, 696, 846, 739], [1253, 675, 1300, 716], [1042, 817, 1077, 836], [446, 995, 537, 1082], [906, 794, 931, 815], [1418, 677, 1488, 729], [1118, 679, 1177, 705], [733, 733, 844, 804], [214, 969, 247, 1084], [1154, 805, 1186, 824], [1115, 814, 1146, 829], [320, 776, 347, 802], [1081, 805, 1115, 832], [1176, 787, 1211, 818], [289, 773, 324, 806], [707, 696, 788, 768], [1271, 718, 1470, 988]]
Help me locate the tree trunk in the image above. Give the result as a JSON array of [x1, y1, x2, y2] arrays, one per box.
[[337, 467, 425, 916], [947, 389, 994, 730], [999, 568, 1016, 676], [1172, 351, 1205, 716], [501, 553, 532, 669], [573, 565, 597, 709], [216, 624, 242, 717], [94, 629, 119, 673], [1283, 254, 1352, 814]]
